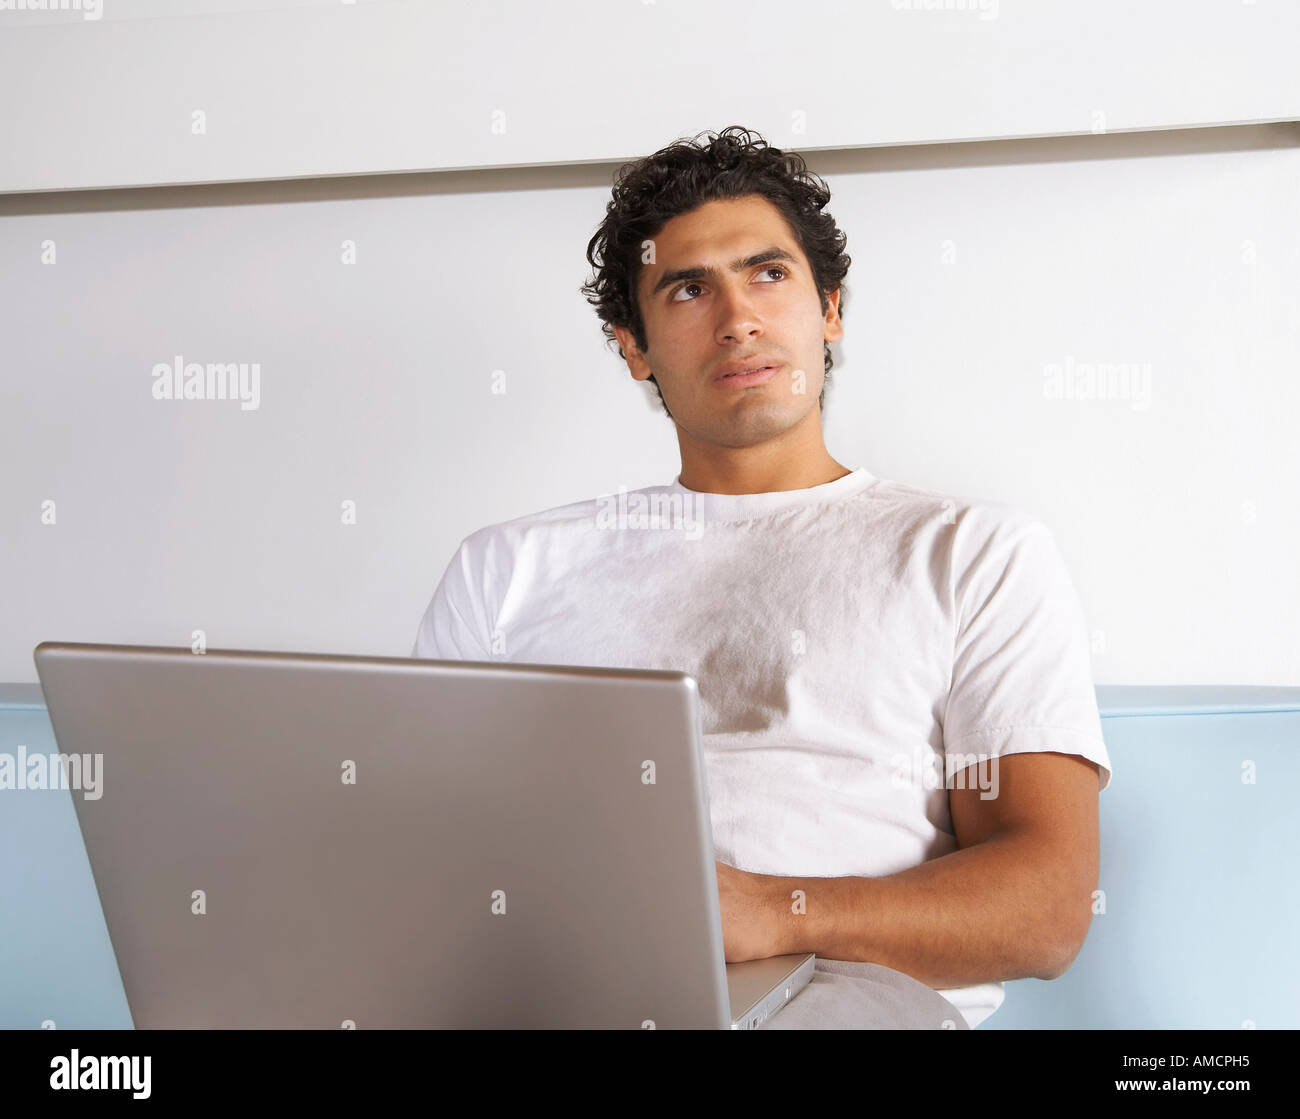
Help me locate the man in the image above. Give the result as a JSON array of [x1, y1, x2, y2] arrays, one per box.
[[412, 126, 1111, 1029]]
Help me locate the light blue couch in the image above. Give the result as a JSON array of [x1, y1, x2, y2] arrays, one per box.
[[1, 682, 1295, 1029], [987, 686, 1299, 1029]]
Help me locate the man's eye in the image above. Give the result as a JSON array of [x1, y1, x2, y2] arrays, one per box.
[[671, 266, 788, 302]]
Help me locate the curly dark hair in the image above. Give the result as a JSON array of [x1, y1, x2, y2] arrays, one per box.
[[580, 125, 851, 418]]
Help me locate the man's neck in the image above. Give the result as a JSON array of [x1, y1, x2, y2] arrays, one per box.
[[677, 448, 852, 496]]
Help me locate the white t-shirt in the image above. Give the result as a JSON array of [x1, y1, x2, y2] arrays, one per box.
[[411, 466, 1112, 1028]]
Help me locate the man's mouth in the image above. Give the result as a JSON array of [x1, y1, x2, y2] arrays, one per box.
[[716, 364, 781, 387]]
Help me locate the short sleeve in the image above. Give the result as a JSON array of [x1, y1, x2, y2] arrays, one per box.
[[942, 511, 1112, 791], [411, 537, 494, 662]]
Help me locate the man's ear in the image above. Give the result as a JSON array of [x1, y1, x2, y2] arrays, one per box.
[[823, 288, 845, 345], [613, 324, 654, 383]]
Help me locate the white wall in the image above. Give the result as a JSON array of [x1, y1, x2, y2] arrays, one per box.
[[2, 0, 1298, 193], [1, 122, 1297, 684]]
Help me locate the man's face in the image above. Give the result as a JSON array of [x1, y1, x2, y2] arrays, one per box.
[[614, 195, 843, 449]]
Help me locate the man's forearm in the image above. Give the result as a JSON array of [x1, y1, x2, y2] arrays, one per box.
[[762, 829, 1085, 988]]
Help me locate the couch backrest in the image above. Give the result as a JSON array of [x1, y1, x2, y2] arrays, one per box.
[[2, 683, 1296, 1028], [986, 686, 1300, 1029]]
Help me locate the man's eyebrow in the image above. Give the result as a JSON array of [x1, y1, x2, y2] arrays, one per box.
[[649, 246, 798, 298]]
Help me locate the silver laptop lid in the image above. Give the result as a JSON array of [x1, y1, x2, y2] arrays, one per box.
[[33, 642, 734, 1028]]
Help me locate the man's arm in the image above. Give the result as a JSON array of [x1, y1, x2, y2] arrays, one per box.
[[716, 751, 1101, 986]]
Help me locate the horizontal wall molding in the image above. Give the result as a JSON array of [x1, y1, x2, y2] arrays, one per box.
[[3, 120, 1297, 216]]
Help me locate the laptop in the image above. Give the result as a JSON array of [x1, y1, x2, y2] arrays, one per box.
[[32, 641, 815, 1029]]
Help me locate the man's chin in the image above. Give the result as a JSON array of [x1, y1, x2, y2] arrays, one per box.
[[684, 406, 803, 449]]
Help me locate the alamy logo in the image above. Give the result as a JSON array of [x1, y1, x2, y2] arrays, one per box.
[[1042, 356, 1152, 411], [49, 1050, 150, 1099], [890, 749, 1000, 800], [595, 487, 705, 541], [0, 0, 102, 19], [0, 746, 102, 800], [152, 355, 261, 411], [890, 0, 999, 20]]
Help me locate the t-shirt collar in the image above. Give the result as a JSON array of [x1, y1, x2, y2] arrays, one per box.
[[663, 466, 877, 521]]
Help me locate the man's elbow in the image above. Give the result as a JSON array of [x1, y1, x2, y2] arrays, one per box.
[[1032, 913, 1093, 981]]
